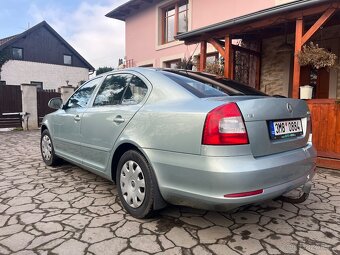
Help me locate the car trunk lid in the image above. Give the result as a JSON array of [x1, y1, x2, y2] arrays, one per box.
[[204, 96, 311, 157], [237, 97, 310, 157]]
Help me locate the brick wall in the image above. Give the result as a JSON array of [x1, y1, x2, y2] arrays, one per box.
[[261, 30, 340, 99]]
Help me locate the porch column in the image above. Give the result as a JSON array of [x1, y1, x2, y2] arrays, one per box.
[[292, 9, 336, 98], [292, 18, 303, 99], [224, 35, 232, 78], [199, 41, 207, 72], [60, 86, 75, 104]]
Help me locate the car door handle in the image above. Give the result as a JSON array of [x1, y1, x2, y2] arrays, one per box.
[[113, 116, 125, 124], [74, 115, 81, 122]]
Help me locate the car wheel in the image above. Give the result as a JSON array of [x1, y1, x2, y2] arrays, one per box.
[[117, 150, 159, 218], [40, 129, 60, 166]]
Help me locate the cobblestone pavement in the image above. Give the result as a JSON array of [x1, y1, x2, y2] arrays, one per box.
[[0, 131, 339, 255]]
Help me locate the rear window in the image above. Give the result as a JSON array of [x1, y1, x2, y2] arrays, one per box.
[[161, 70, 267, 98]]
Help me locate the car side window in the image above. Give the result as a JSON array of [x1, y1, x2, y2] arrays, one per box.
[[66, 78, 101, 108], [93, 74, 132, 106], [121, 76, 148, 105]]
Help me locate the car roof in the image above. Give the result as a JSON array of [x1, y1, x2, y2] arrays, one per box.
[[93, 68, 266, 97]]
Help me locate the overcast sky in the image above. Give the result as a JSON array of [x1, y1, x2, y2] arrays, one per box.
[[0, 0, 129, 69]]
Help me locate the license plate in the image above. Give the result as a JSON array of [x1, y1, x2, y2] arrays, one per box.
[[269, 119, 303, 140]]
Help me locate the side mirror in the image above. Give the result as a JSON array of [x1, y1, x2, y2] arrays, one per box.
[[48, 97, 63, 110]]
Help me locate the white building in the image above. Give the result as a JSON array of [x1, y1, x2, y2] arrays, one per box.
[[0, 21, 94, 90]]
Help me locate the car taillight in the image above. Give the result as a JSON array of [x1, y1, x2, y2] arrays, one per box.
[[202, 102, 249, 145]]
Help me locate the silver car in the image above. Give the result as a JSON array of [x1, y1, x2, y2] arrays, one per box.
[[41, 68, 317, 218]]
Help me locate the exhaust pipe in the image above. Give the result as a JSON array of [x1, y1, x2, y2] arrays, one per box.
[[278, 182, 312, 204]]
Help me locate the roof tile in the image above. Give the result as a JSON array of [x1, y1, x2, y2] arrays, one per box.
[[0, 35, 17, 46]]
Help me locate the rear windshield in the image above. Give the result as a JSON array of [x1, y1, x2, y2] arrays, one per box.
[[161, 70, 267, 98]]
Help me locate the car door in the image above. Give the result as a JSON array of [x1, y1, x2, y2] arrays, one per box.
[[53, 77, 102, 163], [80, 73, 150, 174]]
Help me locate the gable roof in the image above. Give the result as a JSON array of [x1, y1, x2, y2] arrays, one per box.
[[0, 35, 18, 47], [0, 21, 94, 71], [106, 0, 164, 21]]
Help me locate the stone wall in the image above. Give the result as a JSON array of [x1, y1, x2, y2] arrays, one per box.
[[260, 35, 290, 96], [261, 27, 340, 99]]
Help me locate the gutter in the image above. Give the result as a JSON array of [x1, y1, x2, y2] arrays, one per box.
[[176, 0, 331, 40]]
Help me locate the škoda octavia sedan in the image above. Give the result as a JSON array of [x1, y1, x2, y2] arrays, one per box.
[[41, 68, 316, 218]]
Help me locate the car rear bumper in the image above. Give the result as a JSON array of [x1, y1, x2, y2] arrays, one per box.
[[144, 143, 317, 211]]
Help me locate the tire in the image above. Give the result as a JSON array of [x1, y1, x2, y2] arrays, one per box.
[[116, 150, 161, 218], [40, 129, 61, 166]]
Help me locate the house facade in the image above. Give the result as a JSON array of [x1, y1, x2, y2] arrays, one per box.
[[0, 21, 94, 90], [106, 0, 293, 68], [107, 0, 340, 100], [108, 0, 340, 169]]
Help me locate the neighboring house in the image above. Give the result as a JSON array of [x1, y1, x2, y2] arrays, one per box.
[[107, 0, 340, 168], [0, 21, 94, 90], [106, 0, 294, 68]]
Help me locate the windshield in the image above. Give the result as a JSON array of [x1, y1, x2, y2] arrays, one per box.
[[161, 70, 268, 98]]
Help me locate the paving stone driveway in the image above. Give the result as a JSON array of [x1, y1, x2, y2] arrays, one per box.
[[0, 131, 339, 255]]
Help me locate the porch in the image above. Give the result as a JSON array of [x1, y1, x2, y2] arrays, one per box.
[[176, 0, 340, 169]]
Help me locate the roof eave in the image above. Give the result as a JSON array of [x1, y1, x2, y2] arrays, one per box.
[[176, 0, 333, 41], [105, 0, 165, 21], [105, 0, 139, 21], [105, 12, 127, 21]]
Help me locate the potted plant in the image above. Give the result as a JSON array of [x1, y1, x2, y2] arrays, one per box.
[[176, 58, 193, 70], [297, 42, 338, 99], [298, 42, 337, 70]]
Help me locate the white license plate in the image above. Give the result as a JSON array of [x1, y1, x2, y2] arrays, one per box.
[[269, 119, 303, 139]]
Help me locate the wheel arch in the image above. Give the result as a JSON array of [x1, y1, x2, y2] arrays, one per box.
[[111, 142, 167, 210], [40, 118, 52, 134], [41, 124, 48, 133], [111, 142, 141, 183]]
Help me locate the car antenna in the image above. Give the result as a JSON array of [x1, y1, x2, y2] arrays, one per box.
[[185, 43, 199, 73]]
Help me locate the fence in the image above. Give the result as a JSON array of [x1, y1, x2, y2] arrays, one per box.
[[37, 90, 61, 125], [0, 85, 22, 128], [307, 99, 340, 170], [0, 84, 72, 130]]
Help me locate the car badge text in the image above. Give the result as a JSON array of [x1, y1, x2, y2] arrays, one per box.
[[286, 103, 293, 113]]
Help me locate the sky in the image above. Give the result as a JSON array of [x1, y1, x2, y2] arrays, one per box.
[[0, 0, 129, 69]]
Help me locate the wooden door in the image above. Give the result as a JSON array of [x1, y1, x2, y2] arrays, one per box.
[[300, 66, 330, 98], [0, 85, 22, 128], [300, 66, 312, 87], [316, 68, 329, 98]]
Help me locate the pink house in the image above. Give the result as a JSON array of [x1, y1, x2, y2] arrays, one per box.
[[107, 0, 340, 170], [106, 0, 293, 68]]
